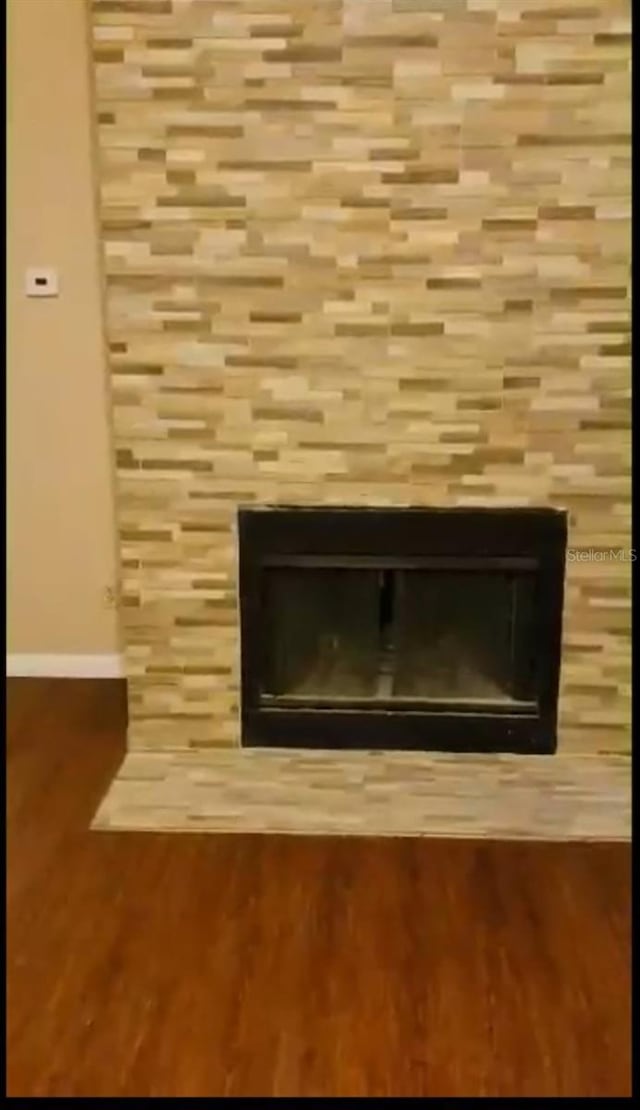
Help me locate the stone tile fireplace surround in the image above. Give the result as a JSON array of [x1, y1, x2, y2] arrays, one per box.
[[91, 0, 630, 773]]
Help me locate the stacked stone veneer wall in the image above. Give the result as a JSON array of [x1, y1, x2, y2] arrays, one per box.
[[90, 0, 631, 752]]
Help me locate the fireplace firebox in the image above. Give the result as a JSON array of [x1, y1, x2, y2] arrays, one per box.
[[238, 507, 567, 754]]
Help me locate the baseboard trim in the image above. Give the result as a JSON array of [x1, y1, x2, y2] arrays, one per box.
[[6, 654, 124, 679]]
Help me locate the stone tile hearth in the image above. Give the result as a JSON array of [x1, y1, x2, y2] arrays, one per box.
[[93, 749, 630, 842]]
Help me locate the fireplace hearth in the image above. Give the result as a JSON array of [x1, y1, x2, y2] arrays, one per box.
[[238, 507, 567, 754]]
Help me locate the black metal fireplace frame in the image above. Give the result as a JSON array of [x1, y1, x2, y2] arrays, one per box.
[[238, 506, 567, 754]]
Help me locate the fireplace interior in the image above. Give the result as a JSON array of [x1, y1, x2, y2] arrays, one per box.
[[239, 507, 567, 754], [262, 566, 535, 706]]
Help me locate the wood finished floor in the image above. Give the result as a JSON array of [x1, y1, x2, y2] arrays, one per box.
[[6, 678, 631, 1098]]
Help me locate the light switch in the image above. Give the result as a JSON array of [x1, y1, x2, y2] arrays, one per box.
[[25, 267, 59, 298]]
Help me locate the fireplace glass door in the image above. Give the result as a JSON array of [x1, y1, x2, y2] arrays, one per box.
[[238, 506, 566, 753], [261, 563, 536, 711]]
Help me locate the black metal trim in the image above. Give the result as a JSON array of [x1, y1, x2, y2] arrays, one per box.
[[238, 506, 567, 755], [262, 554, 539, 572], [243, 709, 550, 756], [260, 694, 539, 715]]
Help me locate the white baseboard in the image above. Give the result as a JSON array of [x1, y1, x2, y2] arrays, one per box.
[[6, 654, 124, 679]]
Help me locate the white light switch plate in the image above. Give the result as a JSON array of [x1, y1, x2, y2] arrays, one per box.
[[25, 267, 59, 298]]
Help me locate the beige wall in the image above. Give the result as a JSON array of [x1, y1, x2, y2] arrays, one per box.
[[7, 0, 119, 655]]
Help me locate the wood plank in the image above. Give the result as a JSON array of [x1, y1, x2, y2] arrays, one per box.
[[6, 679, 631, 1098]]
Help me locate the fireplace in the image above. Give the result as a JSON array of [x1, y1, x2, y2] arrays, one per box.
[[238, 507, 567, 754]]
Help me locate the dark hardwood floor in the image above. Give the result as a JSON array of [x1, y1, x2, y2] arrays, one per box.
[[6, 678, 631, 1098]]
